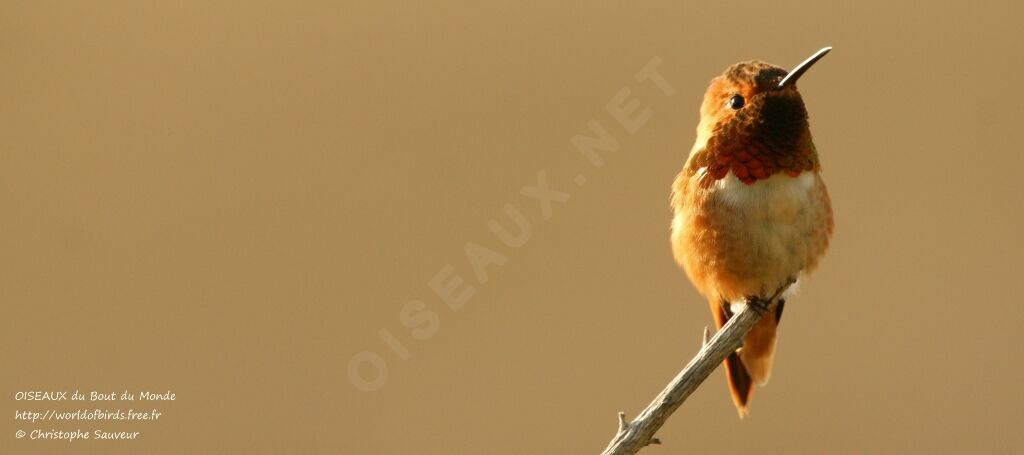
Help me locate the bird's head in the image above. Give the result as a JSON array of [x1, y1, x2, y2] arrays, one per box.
[[690, 47, 830, 184]]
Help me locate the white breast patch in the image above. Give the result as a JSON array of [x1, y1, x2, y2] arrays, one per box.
[[714, 171, 816, 209]]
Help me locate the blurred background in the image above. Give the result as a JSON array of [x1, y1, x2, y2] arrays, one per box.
[[3, 1, 1023, 454]]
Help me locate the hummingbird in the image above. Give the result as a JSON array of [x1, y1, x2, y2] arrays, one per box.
[[670, 47, 835, 416]]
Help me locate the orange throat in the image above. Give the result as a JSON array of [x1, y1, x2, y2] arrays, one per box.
[[689, 131, 819, 186]]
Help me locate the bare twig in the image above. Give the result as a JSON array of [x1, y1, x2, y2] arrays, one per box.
[[600, 286, 789, 455]]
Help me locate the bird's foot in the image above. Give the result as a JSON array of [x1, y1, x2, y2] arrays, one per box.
[[745, 296, 772, 314], [745, 278, 796, 315]]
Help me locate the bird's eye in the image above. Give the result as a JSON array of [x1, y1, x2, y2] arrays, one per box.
[[727, 95, 745, 110]]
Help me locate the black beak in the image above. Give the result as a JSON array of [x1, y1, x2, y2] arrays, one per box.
[[778, 47, 831, 88]]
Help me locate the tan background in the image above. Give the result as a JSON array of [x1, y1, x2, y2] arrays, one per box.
[[2, 1, 1023, 454]]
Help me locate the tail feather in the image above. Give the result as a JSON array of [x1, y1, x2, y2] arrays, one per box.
[[724, 350, 753, 417], [712, 299, 784, 417]]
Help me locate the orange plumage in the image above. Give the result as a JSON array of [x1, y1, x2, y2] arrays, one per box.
[[670, 49, 834, 416]]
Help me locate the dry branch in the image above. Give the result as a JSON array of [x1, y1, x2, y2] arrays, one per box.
[[600, 286, 788, 455]]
